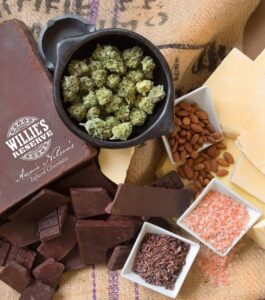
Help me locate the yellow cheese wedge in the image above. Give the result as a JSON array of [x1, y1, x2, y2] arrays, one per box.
[[231, 154, 265, 203], [248, 219, 265, 249], [98, 147, 135, 184], [204, 48, 265, 137], [255, 49, 265, 71], [237, 130, 265, 174]]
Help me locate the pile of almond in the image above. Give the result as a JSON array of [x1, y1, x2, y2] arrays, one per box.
[[168, 101, 222, 162], [177, 141, 234, 198]]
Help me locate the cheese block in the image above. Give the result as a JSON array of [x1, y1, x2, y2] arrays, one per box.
[[248, 219, 265, 249], [231, 154, 265, 203], [204, 48, 265, 137], [237, 130, 265, 174], [98, 148, 135, 184], [255, 49, 265, 71]]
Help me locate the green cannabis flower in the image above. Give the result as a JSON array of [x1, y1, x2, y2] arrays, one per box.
[[91, 69, 107, 87], [87, 106, 101, 120], [68, 59, 90, 76], [106, 74, 121, 90], [138, 97, 155, 115], [80, 118, 112, 140], [147, 85, 165, 103], [136, 80, 153, 96], [105, 116, 121, 128], [114, 103, 130, 122], [127, 70, 144, 83], [141, 56, 156, 78], [111, 122, 133, 140], [105, 95, 124, 114], [88, 60, 103, 75], [96, 86, 113, 106], [68, 103, 87, 122], [123, 47, 143, 69], [130, 108, 147, 126], [83, 91, 98, 110], [79, 76, 94, 92], [61, 76, 80, 102], [118, 77, 136, 104]]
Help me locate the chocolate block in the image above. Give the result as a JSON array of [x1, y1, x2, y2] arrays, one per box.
[[0, 239, 11, 266], [0, 221, 39, 247], [0, 20, 96, 214], [0, 262, 32, 293], [10, 189, 69, 222], [37, 215, 76, 261], [51, 161, 117, 197], [6, 246, 36, 270], [20, 280, 55, 300], [76, 220, 138, 264], [38, 205, 68, 241], [108, 245, 132, 271], [70, 188, 112, 219], [150, 171, 184, 189], [109, 185, 194, 217], [32, 258, 64, 288], [61, 246, 86, 271]]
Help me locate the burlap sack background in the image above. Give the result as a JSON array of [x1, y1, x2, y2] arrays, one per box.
[[1, 1, 265, 299]]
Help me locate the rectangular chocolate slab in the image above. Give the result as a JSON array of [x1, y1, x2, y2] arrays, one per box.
[[108, 245, 132, 271], [61, 246, 85, 271], [0, 20, 96, 214], [109, 185, 194, 217], [6, 246, 36, 270], [20, 280, 55, 300], [9, 189, 69, 222], [150, 171, 184, 189]]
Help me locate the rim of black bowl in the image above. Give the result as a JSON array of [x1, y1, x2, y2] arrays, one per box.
[[53, 28, 174, 149]]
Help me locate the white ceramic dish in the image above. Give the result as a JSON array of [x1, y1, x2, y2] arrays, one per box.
[[162, 86, 223, 164], [177, 178, 262, 257], [121, 222, 200, 298]]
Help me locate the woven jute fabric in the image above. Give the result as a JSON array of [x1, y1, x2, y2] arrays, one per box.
[[1, 0, 265, 299]]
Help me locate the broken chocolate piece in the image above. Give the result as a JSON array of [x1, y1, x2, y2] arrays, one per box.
[[32, 258, 64, 288], [0, 239, 11, 266], [70, 188, 112, 219], [0, 20, 96, 214], [108, 245, 132, 271], [109, 185, 194, 217], [38, 205, 68, 241], [10, 189, 69, 222], [6, 246, 36, 270], [50, 161, 117, 197], [0, 221, 39, 247], [37, 215, 76, 261], [76, 220, 138, 264], [150, 171, 184, 189], [0, 261, 32, 293], [61, 246, 85, 271], [20, 280, 55, 300]]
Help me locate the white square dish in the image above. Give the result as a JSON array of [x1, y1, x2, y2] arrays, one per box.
[[162, 86, 223, 164], [121, 222, 200, 298], [177, 178, 262, 256]]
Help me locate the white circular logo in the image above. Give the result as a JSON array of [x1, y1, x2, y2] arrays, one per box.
[[5, 116, 53, 161]]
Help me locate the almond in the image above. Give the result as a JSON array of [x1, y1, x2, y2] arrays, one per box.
[[223, 152, 234, 164], [179, 102, 192, 111], [170, 127, 178, 138], [176, 125, 181, 132], [187, 158, 194, 168], [173, 152, 180, 162], [191, 124, 203, 133], [207, 173, 214, 180], [216, 157, 229, 167], [195, 156, 205, 164], [179, 137, 186, 144], [199, 169, 207, 178], [216, 142, 227, 150], [191, 133, 199, 145], [193, 163, 205, 171], [195, 110, 208, 120], [203, 160, 211, 172], [194, 180, 202, 190], [180, 150, 187, 161], [207, 145, 217, 158], [204, 178, 210, 186], [201, 153, 211, 160], [171, 142, 178, 153], [216, 169, 229, 177], [177, 110, 189, 117], [183, 117, 191, 126], [180, 129, 187, 137], [210, 159, 218, 172], [203, 136, 208, 143], [198, 136, 204, 144], [177, 165, 185, 179], [174, 105, 180, 112], [186, 131, 192, 142], [175, 117, 181, 126], [211, 132, 222, 140], [193, 171, 199, 180], [207, 135, 216, 144], [185, 143, 193, 153], [183, 164, 194, 180], [198, 175, 204, 185], [190, 113, 199, 123], [207, 124, 215, 133], [178, 145, 184, 151], [191, 103, 199, 110], [190, 151, 199, 159]]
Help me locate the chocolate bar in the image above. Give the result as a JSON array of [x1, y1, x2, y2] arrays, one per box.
[[0, 20, 96, 214], [6, 246, 36, 270], [108, 185, 194, 217], [0, 239, 11, 266], [32, 258, 64, 288], [108, 245, 132, 271], [76, 220, 138, 264], [50, 161, 117, 197], [70, 188, 112, 219], [38, 205, 68, 241], [9, 189, 69, 222], [61, 246, 85, 271], [0, 261, 32, 293], [0, 221, 39, 247], [150, 171, 184, 189], [20, 280, 55, 300], [37, 215, 76, 261]]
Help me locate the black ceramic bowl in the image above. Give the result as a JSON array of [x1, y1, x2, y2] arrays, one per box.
[[53, 28, 174, 148]]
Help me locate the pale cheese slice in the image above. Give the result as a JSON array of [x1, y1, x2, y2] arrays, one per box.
[[255, 49, 265, 71], [248, 219, 265, 249], [98, 147, 135, 184], [204, 48, 265, 137], [237, 130, 265, 174]]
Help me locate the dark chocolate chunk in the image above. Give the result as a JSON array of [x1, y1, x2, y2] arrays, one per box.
[[0, 20, 96, 214], [0, 261, 32, 293], [150, 171, 184, 189], [0, 221, 39, 247], [0, 239, 11, 266], [108, 245, 132, 271], [70, 188, 112, 219], [10, 189, 69, 222], [50, 161, 117, 197], [109, 185, 194, 217], [38, 205, 68, 241], [19, 280, 55, 300], [32, 258, 64, 288], [6, 246, 36, 270], [76, 220, 138, 264], [37, 215, 76, 261], [61, 246, 86, 271]]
